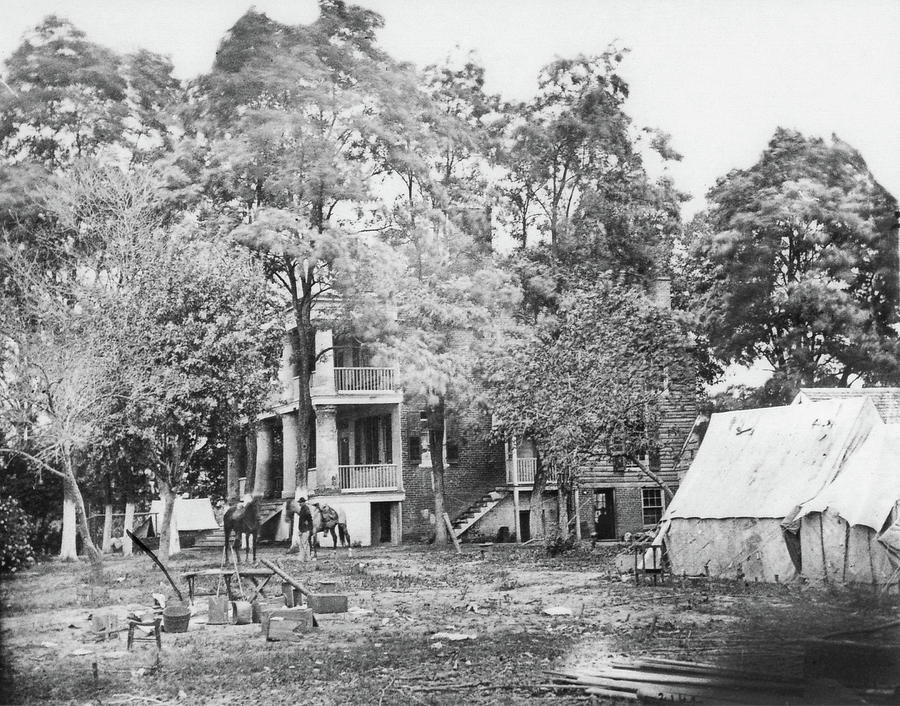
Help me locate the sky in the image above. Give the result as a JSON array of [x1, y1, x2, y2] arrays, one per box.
[[1, 0, 899, 217]]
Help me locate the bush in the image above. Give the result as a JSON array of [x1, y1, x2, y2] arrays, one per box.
[[0, 497, 36, 573]]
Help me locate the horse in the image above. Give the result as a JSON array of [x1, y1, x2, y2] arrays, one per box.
[[223, 495, 260, 563], [309, 502, 351, 552], [283, 498, 350, 556]]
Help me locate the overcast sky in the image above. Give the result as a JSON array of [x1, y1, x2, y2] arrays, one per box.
[[2, 0, 898, 216]]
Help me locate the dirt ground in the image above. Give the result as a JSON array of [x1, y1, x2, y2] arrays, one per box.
[[1, 542, 898, 705]]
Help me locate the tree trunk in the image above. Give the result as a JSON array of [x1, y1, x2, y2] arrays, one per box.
[[428, 402, 448, 546], [101, 502, 114, 553], [122, 502, 135, 557], [292, 303, 315, 497], [557, 482, 569, 539], [529, 446, 548, 540], [245, 429, 257, 494], [60, 491, 77, 561], [628, 455, 675, 501], [64, 458, 101, 565], [226, 429, 241, 501], [157, 479, 180, 562]]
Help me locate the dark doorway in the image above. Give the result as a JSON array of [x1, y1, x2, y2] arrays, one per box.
[[270, 424, 283, 498], [370, 502, 392, 545], [593, 488, 616, 540], [519, 510, 531, 542]]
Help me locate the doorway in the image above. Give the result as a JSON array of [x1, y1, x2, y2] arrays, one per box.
[[370, 502, 392, 545], [593, 488, 616, 540], [519, 510, 531, 542]]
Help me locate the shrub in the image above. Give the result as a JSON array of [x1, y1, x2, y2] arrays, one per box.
[[0, 497, 36, 573]]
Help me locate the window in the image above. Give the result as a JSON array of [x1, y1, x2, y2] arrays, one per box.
[[642, 487, 664, 526], [445, 412, 460, 465], [612, 455, 626, 474], [409, 436, 421, 462], [649, 447, 661, 474]]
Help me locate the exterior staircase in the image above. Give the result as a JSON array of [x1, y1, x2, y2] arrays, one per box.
[[451, 488, 509, 539], [192, 499, 285, 548]]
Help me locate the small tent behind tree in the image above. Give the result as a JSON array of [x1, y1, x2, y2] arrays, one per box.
[[658, 397, 880, 582]]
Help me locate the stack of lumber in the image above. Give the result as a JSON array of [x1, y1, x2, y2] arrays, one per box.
[[546, 657, 805, 703]]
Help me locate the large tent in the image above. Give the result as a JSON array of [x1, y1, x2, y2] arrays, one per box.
[[658, 397, 896, 583], [791, 422, 900, 585]]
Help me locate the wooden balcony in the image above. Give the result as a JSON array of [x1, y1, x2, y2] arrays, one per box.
[[506, 458, 556, 488], [508, 458, 537, 485], [334, 367, 394, 393], [338, 464, 401, 492]]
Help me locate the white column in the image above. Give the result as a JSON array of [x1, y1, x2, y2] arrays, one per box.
[[255, 423, 274, 497], [314, 329, 335, 395], [122, 502, 135, 557], [281, 413, 298, 499], [316, 405, 339, 491]]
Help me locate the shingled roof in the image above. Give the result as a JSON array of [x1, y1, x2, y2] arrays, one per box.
[[794, 387, 900, 423]]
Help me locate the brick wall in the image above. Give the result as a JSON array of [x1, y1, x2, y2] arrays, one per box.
[[400, 401, 506, 540]]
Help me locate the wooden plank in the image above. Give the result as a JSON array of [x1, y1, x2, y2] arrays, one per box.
[[565, 676, 788, 704], [584, 686, 639, 701], [564, 667, 801, 693], [611, 659, 800, 685], [260, 559, 312, 597], [443, 513, 461, 554]]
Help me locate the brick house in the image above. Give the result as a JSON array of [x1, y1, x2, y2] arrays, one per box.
[[230, 277, 699, 546]]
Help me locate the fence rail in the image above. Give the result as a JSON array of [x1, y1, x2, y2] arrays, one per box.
[[338, 464, 401, 492], [509, 457, 538, 485], [334, 367, 394, 392]]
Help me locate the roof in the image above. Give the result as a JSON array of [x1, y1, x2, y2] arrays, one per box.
[[149, 498, 219, 532], [798, 423, 900, 531], [794, 388, 900, 423], [662, 397, 880, 521]]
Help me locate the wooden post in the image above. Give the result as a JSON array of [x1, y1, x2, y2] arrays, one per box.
[[574, 485, 581, 540], [122, 502, 135, 556], [260, 558, 312, 597], [442, 513, 461, 554], [511, 437, 521, 543]]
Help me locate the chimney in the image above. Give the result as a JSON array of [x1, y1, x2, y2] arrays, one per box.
[[653, 276, 672, 310]]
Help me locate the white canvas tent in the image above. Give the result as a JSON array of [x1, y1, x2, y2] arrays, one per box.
[[149, 497, 219, 533], [791, 423, 900, 585], [659, 397, 883, 583]]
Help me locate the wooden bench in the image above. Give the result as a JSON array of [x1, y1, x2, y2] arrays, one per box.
[[181, 568, 276, 602]]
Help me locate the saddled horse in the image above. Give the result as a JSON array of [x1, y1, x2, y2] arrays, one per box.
[[283, 498, 350, 556], [310, 502, 351, 551], [223, 495, 260, 563]]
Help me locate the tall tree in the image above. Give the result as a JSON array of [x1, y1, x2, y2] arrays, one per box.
[[484, 280, 692, 539], [688, 129, 900, 397], [191, 4, 419, 497], [497, 51, 635, 251], [115, 226, 281, 562], [379, 220, 520, 545]]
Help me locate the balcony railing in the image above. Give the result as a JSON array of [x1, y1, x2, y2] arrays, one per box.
[[334, 367, 394, 392], [507, 458, 538, 485], [338, 464, 401, 492]]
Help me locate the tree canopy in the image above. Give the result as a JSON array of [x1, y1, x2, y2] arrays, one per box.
[[687, 129, 900, 399]]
